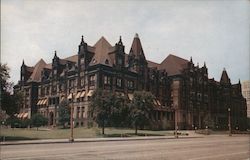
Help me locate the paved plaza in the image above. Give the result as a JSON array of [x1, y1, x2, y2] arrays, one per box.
[[1, 135, 250, 160]]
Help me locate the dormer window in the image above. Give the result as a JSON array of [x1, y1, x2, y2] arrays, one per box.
[[105, 59, 109, 64]]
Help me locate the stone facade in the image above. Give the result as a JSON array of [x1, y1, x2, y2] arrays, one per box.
[[14, 34, 247, 130], [242, 81, 250, 118]]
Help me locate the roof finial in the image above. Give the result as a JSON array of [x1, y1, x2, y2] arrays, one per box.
[[22, 59, 25, 66], [80, 35, 84, 44], [190, 56, 193, 63], [223, 67, 226, 71], [118, 35, 122, 44], [238, 79, 241, 84], [204, 62, 206, 67], [54, 50, 57, 58], [135, 33, 139, 38], [197, 62, 199, 67]]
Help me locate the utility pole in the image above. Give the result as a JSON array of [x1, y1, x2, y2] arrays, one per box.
[[175, 107, 178, 138], [228, 108, 232, 136], [69, 93, 74, 142]]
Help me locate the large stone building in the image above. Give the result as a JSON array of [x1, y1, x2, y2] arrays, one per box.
[[14, 34, 247, 130], [242, 81, 250, 117]]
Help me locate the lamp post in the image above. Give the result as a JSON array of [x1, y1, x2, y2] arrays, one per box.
[[69, 93, 74, 142], [174, 107, 178, 138], [228, 108, 232, 136]]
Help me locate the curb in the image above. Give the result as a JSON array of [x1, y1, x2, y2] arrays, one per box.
[[0, 136, 203, 146]]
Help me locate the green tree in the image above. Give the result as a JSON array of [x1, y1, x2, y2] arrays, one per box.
[[109, 93, 129, 127], [1, 63, 23, 117], [31, 113, 48, 130], [129, 91, 155, 135], [89, 89, 114, 135], [58, 99, 70, 128]]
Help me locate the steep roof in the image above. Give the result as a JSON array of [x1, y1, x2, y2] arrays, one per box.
[[159, 54, 189, 76], [129, 33, 145, 59], [89, 37, 114, 66], [64, 54, 78, 63], [28, 59, 47, 82], [220, 68, 231, 84], [147, 60, 160, 69]]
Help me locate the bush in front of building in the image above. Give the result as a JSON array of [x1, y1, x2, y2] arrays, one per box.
[[31, 113, 48, 130], [5, 117, 21, 128], [4, 117, 31, 128]]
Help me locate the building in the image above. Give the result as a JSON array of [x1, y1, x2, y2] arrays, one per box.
[[242, 81, 250, 117], [14, 34, 247, 130]]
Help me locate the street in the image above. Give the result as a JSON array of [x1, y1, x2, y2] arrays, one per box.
[[1, 135, 250, 160]]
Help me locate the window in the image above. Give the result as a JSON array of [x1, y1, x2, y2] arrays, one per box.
[[89, 75, 95, 86], [41, 87, 45, 96], [127, 80, 134, 89], [104, 76, 111, 85], [24, 88, 29, 96], [59, 84, 63, 92], [116, 78, 122, 87], [81, 78, 85, 87], [80, 58, 84, 64], [69, 79, 75, 88], [105, 59, 109, 64]]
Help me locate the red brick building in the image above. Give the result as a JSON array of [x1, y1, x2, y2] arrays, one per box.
[[14, 34, 247, 130]]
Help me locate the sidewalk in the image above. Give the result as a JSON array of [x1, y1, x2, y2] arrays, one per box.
[[0, 133, 203, 146]]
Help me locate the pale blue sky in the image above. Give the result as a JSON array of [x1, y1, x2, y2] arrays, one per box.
[[1, 0, 249, 84]]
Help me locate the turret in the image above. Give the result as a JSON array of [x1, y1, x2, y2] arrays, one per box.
[[220, 68, 231, 84], [128, 33, 147, 73]]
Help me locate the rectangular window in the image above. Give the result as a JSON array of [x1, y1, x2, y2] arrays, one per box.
[[69, 79, 75, 88], [116, 78, 122, 87], [89, 75, 95, 86], [127, 80, 134, 89], [104, 75, 111, 85], [81, 78, 85, 87]]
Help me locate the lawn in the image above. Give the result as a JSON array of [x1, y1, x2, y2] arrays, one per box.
[[0, 127, 178, 141]]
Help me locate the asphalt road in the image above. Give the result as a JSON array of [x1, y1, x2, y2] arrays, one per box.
[[1, 135, 250, 160]]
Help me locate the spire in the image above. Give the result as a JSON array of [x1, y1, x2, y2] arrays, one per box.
[[54, 50, 57, 58], [22, 59, 25, 66], [220, 68, 231, 84], [203, 62, 206, 68], [118, 35, 123, 45], [129, 33, 145, 58], [81, 35, 84, 44], [135, 33, 139, 38], [190, 56, 193, 63]]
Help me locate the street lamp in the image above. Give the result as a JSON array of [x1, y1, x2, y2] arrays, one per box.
[[228, 108, 232, 136], [174, 107, 178, 138], [68, 93, 74, 142]]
